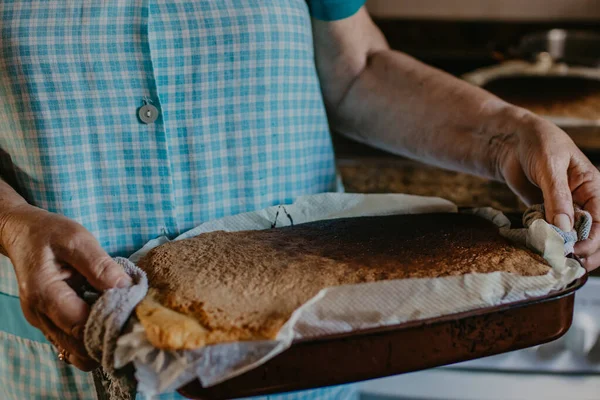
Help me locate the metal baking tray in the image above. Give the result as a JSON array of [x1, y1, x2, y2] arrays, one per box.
[[178, 273, 588, 399]]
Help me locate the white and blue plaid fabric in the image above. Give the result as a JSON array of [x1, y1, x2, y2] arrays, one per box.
[[0, 0, 365, 399]]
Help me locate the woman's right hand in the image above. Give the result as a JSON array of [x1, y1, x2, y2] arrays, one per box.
[[0, 204, 132, 370]]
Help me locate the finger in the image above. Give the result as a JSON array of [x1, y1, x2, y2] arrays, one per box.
[[578, 250, 600, 272], [573, 173, 600, 252], [40, 279, 90, 340], [56, 235, 131, 291], [507, 176, 544, 206], [40, 316, 98, 371], [64, 270, 88, 297], [574, 228, 600, 258], [66, 348, 98, 371], [574, 192, 600, 257], [539, 169, 574, 232], [19, 298, 43, 332], [500, 158, 543, 206]]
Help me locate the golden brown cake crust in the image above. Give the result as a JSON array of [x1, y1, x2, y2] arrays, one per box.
[[136, 213, 550, 350]]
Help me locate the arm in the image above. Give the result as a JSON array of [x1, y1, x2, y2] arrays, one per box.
[[312, 8, 600, 269], [0, 177, 131, 369], [0, 179, 28, 255], [312, 9, 515, 178]]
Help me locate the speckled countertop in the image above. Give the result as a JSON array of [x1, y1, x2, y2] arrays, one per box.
[[337, 158, 524, 212], [333, 135, 525, 213]]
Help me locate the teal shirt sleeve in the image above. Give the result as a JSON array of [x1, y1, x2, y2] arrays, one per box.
[[307, 0, 366, 21]]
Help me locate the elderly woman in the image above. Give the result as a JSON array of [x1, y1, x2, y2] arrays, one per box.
[[1, 1, 599, 399]]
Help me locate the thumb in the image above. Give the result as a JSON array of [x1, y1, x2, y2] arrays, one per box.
[[539, 172, 574, 232], [59, 237, 132, 291]]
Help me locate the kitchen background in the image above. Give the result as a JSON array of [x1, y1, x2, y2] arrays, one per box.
[[348, 1, 600, 399]]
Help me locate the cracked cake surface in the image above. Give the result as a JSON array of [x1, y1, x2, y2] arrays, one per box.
[[135, 213, 550, 350]]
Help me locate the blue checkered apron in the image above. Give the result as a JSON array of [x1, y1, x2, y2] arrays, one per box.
[[0, 0, 364, 398]]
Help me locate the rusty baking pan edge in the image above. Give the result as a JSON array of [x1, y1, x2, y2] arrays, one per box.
[[178, 273, 588, 400]]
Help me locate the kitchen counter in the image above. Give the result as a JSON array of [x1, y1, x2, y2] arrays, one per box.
[[334, 134, 524, 212], [338, 158, 522, 212], [335, 128, 600, 212]]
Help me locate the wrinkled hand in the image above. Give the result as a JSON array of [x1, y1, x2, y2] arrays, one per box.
[[0, 204, 132, 370], [499, 112, 600, 270]]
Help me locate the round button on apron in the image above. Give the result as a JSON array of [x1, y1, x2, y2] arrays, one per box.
[[138, 104, 159, 124]]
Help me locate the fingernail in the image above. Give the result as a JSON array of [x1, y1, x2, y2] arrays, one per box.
[[115, 276, 132, 288], [578, 258, 590, 270], [554, 214, 572, 232]]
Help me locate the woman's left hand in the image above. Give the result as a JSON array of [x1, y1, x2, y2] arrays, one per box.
[[499, 111, 600, 271]]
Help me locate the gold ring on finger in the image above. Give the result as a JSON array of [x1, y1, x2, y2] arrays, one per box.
[[57, 348, 68, 362]]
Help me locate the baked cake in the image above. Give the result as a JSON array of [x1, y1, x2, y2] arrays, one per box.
[[135, 213, 550, 350]]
